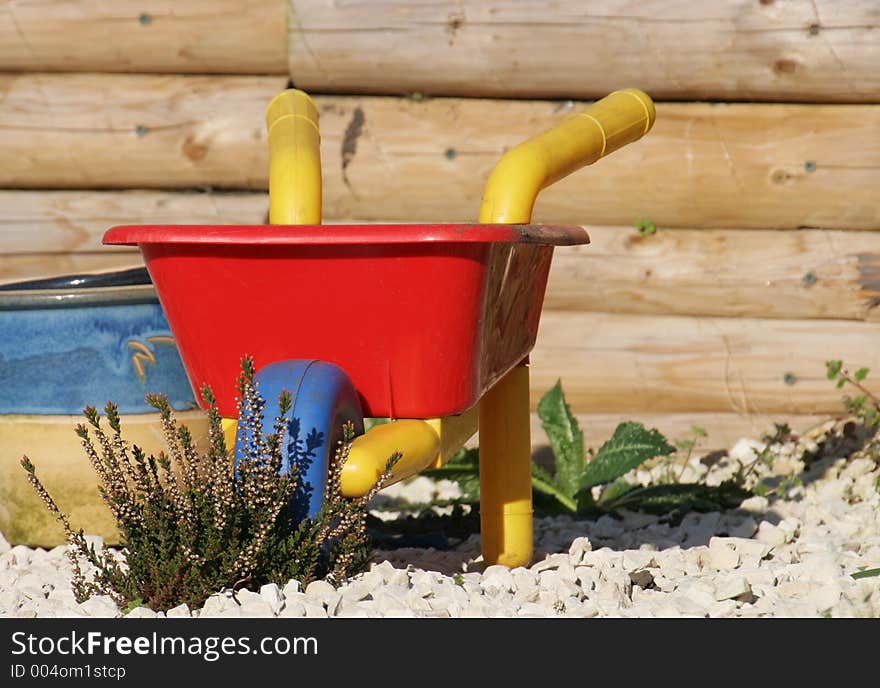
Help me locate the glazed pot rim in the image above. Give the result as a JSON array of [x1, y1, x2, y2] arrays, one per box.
[[0, 267, 158, 310], [0, 284, 159, 310]]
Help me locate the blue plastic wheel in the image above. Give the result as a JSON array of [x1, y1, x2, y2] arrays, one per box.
[[233, 360, 364, 519]]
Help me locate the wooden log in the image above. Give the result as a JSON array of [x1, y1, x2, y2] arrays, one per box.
[[0, 253, 143, 285], [0, 73, 287, 190], [287, 0, 880, 103], [2, 75, 877, 230], [545, 227, 880, 322], [529, 312, 880, 415], [529, 412, 829, 453], [0, 0, 287, 73], [313, 98, 880, 231], [0, 190, 269, 254]]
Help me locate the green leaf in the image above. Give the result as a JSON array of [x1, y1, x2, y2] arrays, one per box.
[[826, 359, 842, 380], [580, 422, 675, 490], [854, 367, 870, 382], [122, 598, 144, 615], [852, 567, 880, 580], [634, 218, 657, 236], [596, 478, 638, 505], [692, 425, 707, 437], [600, 481, 750, 514], [537, 380, 585, 499], [837, 378, 846, 389], [364, 417, 390, 431], [530, 462, 578, 513]]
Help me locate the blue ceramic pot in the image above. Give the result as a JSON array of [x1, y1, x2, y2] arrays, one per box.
[[0, 268, 197, 415]]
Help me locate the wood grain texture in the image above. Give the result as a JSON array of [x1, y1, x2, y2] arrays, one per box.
[[2, 76, 876, 229], [0, 190, 269, 254], [545, 227, 880, 321], [288, 0, 880, 102], [0, 73, 287, 189], [529, 311, 880, 415], [529, 412, 828, 453], [0, 0, 287, 73], [312, 97, 880, 230]]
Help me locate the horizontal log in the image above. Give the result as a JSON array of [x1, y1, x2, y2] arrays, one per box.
[[0, 73, 287, 189], [0, 253, 143, 285], [529, 412, 829, 454], [288, 0, 880, 103], [0, 190, 269, 254], [0, 0, 287, 73], [1, 74, 877, 229], [529, 312, 880, 415], [545, 227, 880, 322]]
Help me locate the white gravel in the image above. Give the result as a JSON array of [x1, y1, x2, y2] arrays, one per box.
[[2, 421, 879, 618]]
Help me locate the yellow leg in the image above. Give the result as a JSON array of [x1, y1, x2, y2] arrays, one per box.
[[478, 363, 533, 567], [220, 417, 237, 453]]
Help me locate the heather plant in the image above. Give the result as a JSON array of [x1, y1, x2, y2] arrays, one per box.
[[20, 357, 397, 612]]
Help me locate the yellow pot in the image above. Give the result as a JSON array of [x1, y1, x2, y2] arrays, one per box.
[[0, 410, 211, 547]]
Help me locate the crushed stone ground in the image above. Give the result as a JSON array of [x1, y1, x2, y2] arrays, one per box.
[[2, 420, 879, 618]]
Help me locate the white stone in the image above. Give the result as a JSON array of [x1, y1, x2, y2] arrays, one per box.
[[729, 438, 763, 465], [201, 592, 235, 616], [282, 579, 302, 597], [481, 565, 515, 593], [714, 575, 751, 601], [755, 522, 787, 547], [707, 599, 738, 617], [531, 553, 570, 573], [517, 602, 555, 617], [79, 595, 120, 618], [165, 603, 191, 618], [739, 495, 769, 514], [622, 550, 655, 571], [259, 583, 284, 614], [0, 531, 10, 554], [41, 585, 72, 606], [710, 536, 772, 560], [705, 543, 740, 571], [303, 602, 328, 618], [305, 579, 337, 603], [370, 560, 409, 586], [240, 600, 276, 617], [574, 567, 599, 591], [568, 537, 592, 562], [511, 567, 537, 589], [125, 606, 158, 619], [336, 607, 371, 618], [279, 601, 306, 617], [340, 580, 374, 603], [812, 583, 842, 614], [9, 545, 32, 566]]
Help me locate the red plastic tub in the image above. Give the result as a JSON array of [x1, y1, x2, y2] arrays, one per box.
[[103, 223, 589, 419]]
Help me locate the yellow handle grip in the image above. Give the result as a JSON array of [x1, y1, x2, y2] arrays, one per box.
[[266, 89, 322, 225], [478, 88, 655, 224]]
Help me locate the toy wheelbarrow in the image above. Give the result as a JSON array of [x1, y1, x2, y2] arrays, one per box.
[[104, 88, 655, 568]]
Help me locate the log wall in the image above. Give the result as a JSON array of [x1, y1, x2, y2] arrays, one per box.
[[2, 1, 879, 448]]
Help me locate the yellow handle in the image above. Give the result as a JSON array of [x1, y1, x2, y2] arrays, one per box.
[[266, 89, 323, 225], [478, 88, 655, 224]]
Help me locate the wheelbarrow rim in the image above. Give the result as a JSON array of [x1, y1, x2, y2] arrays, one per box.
[[103, 223, 590, 247]]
